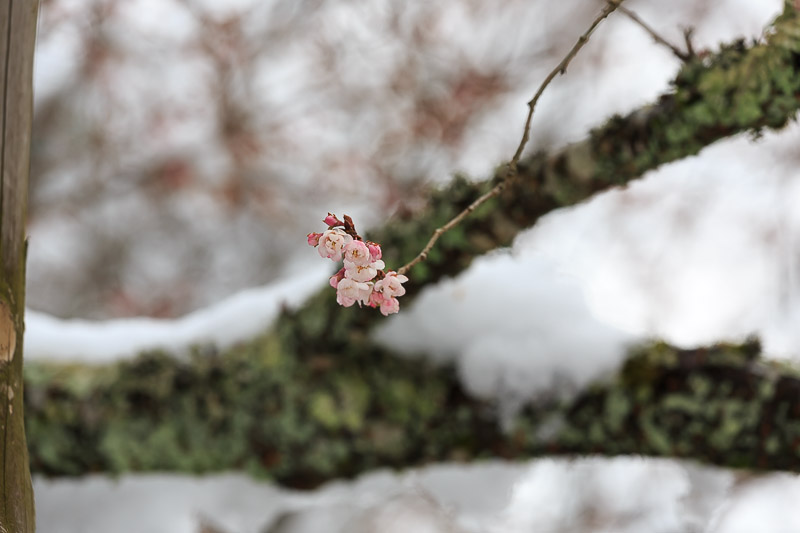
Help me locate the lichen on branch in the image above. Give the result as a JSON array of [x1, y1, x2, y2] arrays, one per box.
[[24, 336, 800, 485]]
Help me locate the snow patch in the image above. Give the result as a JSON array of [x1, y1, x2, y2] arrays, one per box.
[[24, 264, 331, 363]]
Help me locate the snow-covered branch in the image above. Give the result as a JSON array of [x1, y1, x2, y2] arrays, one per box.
[[25, 337, 800, 486], [288, 1, 800, 346]]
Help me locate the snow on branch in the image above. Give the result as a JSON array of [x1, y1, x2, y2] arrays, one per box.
[[284, 0, 800, 346], [24, 336, 800, 485]]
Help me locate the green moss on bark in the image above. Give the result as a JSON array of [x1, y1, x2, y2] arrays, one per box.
[[544, 341, 800, 471], [25, 336, 800, 485], [24, 333, 513, 488]]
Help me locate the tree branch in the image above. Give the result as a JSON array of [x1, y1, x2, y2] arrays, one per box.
[[292, 1, 800, 354], [546, 340, 800, 471], [24, 336, 800, 487]]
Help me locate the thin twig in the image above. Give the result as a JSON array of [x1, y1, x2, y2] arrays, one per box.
[[397, 0, 623, 276], [618, 5, 691, 61], [397, 180, 511, 275], [509, 0, 623, 169], [682, 26, 696, 58]]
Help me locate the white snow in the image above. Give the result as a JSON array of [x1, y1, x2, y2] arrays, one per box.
[[495, 458, 707, 533], [34, 458, 800, 533], [24, 264, 330, 363], [708, 473, 800, 533], [378, 250, 636, 410], [32, 464, 522, 533]]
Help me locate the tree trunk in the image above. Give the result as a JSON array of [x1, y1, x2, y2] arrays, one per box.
[[0, 0, 39, 531]]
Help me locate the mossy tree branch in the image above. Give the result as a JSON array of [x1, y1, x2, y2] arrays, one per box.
[[24, 336, 800, 487], [290, 2, 800, 352], [546, 341, 800, 470]]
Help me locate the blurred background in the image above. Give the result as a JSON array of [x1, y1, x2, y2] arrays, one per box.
[[31, 0, 770, 321], [26, 0, 800, 531]]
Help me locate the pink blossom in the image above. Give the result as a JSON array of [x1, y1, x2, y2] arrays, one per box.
[[329, 267, 345, 289], [368, 290, 385, 308], [374, 271, 408, 298], [343, 240, 371, 267], [336, 278, 372, 307], [318, 228, 353, 261], [344, 259, 385, 282], [367, 243, 382, 261], [336, 291, 356, 307], [308, 213, 405, 316], [379, 297, 400, 316], [324, 213, 343, 227], [307, 232, 323, 247]]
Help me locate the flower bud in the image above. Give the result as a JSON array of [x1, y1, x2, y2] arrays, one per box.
[[324, 213, 343, 227]]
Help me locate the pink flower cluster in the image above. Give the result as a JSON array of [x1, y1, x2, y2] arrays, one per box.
[[308, 213, 408, 316]]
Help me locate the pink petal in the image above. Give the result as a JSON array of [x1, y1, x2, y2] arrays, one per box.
[[368, 243, 382, 261], [307, 232, 322, 247]]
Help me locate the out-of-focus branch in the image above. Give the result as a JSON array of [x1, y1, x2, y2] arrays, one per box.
[[398, 0, 624, 276], [545, 341, 800, 472], [24, 336, 800, 486]]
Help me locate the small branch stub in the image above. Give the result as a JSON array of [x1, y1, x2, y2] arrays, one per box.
[[618, 5, 693, 61]]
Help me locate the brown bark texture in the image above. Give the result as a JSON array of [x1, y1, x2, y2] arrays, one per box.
[[0, 0, 39, 531]]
